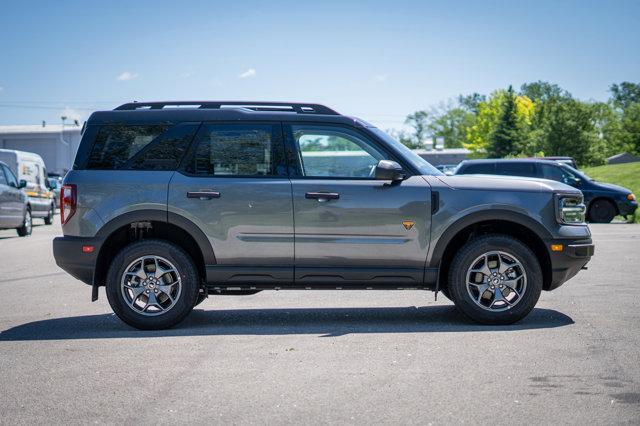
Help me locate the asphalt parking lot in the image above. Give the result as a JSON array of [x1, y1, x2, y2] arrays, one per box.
[[0, 220, 639, 424]]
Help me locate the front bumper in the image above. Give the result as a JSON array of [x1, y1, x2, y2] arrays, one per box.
[[545, 238, 594, 290], [53, 236, 102, 286], [617, 199, 638, 217]]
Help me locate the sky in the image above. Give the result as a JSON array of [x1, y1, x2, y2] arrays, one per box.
[[0, 0, 638, 130]]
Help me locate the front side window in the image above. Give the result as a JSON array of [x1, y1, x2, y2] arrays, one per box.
[[292, 125, 385, 178], [3, 166, 18, 187], [0, 166, 8, 186], [538, 163, 565, 181], [184, 124, 282, 176]]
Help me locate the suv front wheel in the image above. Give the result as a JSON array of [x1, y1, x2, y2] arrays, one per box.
[[106, 240, 199, 330], [447, 234, 542, 325]]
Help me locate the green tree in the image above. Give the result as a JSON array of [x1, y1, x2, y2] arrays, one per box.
[[620, 103, 640, 155], [538, 99, 600, 166], [458, 93, 486, 114], [610, 82, 640, 110], [488, 86, 520, 158], [520, 81, 569, 102], [428, 107, 475, 148], [404, 111, 430, 148]]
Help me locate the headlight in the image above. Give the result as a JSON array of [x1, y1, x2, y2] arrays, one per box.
[[556, 194, 586, 224], [628, 193, 636, 202]]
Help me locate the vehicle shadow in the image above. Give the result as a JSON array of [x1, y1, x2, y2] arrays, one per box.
[[0, 305, 573, 341], [0, 223, 46, 240]]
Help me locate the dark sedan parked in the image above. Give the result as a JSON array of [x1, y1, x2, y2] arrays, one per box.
[[454, 159, 637, 223]]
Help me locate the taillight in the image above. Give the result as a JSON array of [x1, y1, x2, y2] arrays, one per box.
[[60, 184, 77, 225]]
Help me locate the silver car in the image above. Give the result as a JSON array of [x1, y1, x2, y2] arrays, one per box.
[[0, 161, 31, 236]]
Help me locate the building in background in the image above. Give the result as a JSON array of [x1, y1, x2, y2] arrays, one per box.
[[607, 152, 640, 165], [0, 124, 82, 176], [415, 148, 470, 166]]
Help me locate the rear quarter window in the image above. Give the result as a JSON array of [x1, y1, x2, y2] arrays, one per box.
[[84, 124, 198, 170]]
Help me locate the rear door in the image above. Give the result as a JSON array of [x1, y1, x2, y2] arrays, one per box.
[[168, 122, 293, 285], [285, 123, 431, 287]]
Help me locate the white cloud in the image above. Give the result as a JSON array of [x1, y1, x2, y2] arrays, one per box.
[[373, 74, 388, 82], [117, 71, 139, 81], [180, 71, 194, 78], [238, 68, 256, 79], [60, 107, 84, 124]]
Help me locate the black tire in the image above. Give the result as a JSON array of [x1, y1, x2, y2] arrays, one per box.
[[16, 208, 32, 237], [588, 199, 616, 223], [44, 203, 55, 225], [447, 234, 543, 325], [106, 239, 199, 330]]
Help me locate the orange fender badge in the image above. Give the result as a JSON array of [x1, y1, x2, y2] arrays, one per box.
[[402, 220, 415, 230]]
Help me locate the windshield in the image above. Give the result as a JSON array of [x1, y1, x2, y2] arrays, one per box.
[[368, 128, 443, 175]]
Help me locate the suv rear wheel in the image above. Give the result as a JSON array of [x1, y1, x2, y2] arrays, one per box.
[[447, 234, 542, 325], [106, 240, 199, 330]]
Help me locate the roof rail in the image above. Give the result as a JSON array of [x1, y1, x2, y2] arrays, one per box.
[[114, 101, 340, 115]]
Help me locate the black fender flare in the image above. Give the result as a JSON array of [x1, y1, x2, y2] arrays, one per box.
[[428, 209, 552, 268], [94, 209, 216, 265]]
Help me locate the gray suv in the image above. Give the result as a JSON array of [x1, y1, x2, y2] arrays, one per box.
[[53, 101, 594, 330]]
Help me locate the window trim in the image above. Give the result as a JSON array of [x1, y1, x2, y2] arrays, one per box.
[[177, 121, 288, 179], [282, 122, 413, 180]]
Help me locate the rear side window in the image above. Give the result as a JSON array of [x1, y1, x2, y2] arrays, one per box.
[[86, 125, 169, 169], [84, 124, 199, 170], [496, 162, 536, 177], [460, 163, 496, 174], [184, 124, 284, 176]]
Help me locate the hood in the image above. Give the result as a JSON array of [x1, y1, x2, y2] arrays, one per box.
[[434, 174, 581, 194], [590, 180, 632, 194]]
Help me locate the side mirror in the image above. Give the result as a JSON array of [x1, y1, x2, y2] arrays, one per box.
[[18, 179, 27, 189], [568, 177, 581, 187], [375, 160, 404, 182]]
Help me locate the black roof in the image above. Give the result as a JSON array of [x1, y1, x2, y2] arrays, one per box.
[[460, 158, 564, 164], [88, 101, 370, 127]]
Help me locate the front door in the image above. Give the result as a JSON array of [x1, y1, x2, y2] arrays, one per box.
[[285, 123, 432, 287], [168, 122, 294, 286]]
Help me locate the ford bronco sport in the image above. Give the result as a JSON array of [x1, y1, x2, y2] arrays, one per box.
[[53, 101, 594, 330]]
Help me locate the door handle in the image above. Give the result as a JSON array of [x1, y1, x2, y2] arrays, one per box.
[[305, 192, 340, 201], [187, 191, 221, 200]]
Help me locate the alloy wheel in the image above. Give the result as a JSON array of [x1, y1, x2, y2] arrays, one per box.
[[465, 251, 527, 311], [120, 256, 182, 316]]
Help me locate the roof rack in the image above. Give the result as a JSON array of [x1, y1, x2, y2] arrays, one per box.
[[114, 101, 339, 115]]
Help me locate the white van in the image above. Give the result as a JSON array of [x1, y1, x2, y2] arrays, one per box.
[[0, 149, 56, 224]]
